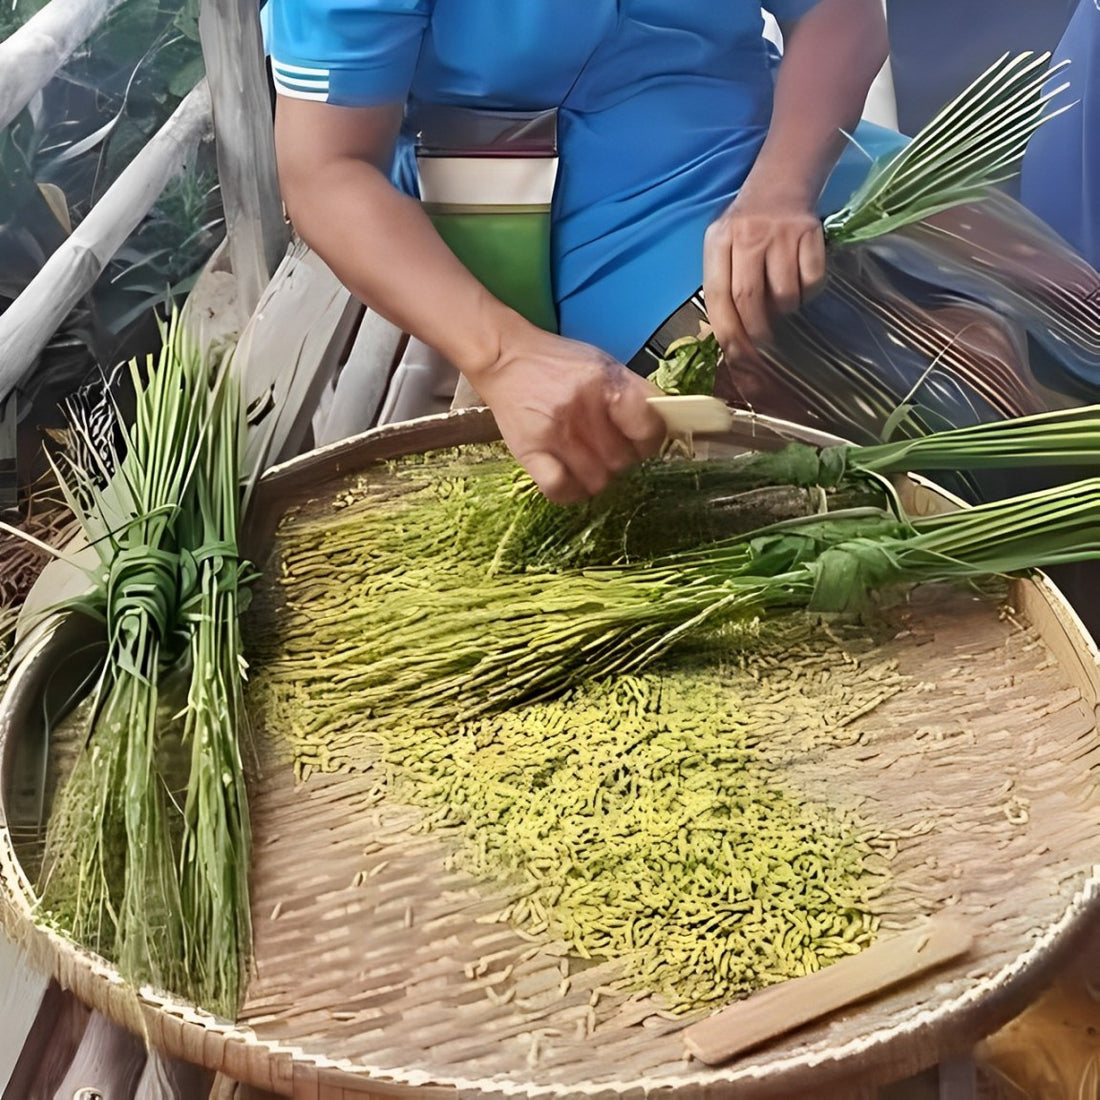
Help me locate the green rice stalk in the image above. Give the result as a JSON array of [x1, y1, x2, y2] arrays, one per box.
[[848, 404, 1100, 475], [735, 403, 1100, 488], [257, 472, 1100, 726], [825, 52, 1070, 244], [175, 362, 252, 1017], [496, 403, 1100, 574]]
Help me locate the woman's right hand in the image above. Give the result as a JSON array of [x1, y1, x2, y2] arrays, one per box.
[[466, 325, 667, 504], [274, 97, 665, 502]]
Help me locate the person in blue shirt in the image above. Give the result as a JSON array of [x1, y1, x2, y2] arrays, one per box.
[[266, 0, 894, 502], [1020, 0, 1099, 270]]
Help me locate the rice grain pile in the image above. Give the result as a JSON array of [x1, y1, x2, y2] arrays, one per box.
[[247, 448, 908, 1013]]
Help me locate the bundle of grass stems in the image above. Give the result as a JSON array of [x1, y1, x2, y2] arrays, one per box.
[[824, 50, 1069, 244], [4, 314, 252, 1017], [252, 404, 1100, 734], [648, 51, 1071, 402]]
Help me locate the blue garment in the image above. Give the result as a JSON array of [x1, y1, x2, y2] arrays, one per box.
[[265, 0, 906, 361], [1020, 0, 1100, 269]]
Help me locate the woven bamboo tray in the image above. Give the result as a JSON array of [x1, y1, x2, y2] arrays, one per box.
[[4, 407, 1100, 1099]]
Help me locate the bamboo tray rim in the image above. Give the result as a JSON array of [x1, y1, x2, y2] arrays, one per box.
[[4, 408, 1100, 1097]]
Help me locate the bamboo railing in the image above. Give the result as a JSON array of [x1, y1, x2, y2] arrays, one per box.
[[0, 0, 288, 507], [0, 83, 214, 400], [0, 0, 126, 131]]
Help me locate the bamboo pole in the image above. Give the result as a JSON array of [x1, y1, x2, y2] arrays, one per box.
[[0, 0, 126, 131], [198, 0, 288, 317], [0, 81, 213, 404]]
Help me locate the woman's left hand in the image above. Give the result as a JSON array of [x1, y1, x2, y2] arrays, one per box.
[[702, 0, 889, 365], [702, 189, 826, 366]]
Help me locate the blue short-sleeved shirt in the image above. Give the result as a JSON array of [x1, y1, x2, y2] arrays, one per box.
[[265, 0, 902, 360]]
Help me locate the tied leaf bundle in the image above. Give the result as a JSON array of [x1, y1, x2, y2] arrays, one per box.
[[175, 364, 252, 1014], [647, 330, 721, 397], [21, 315, 251, 1017], [824, 51, 1070, 244], [717, 403, 1100, 490]]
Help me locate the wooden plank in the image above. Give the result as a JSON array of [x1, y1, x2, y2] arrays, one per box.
[[237, 238, 359, 479], [0, 0, 126, 130], [181, 237, 248, 350], [0, 81, 213, 404], [198, 0, 288, 316], [312, 309, 405, 446], [683, 917, 975, 1065], [0, 928, 50, 1090]]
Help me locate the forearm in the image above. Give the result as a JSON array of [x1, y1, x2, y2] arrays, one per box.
[[742, 0, 888, 206], [278, 148, 530, 384], [273, 97, 665, 501]]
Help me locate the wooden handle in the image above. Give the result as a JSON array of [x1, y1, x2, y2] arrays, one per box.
[[647, 395, 735, 435], [682, 915, 975, 1066]]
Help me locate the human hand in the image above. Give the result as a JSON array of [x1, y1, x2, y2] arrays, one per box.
[[702, 190, 826, 365], [467, 326, 667, 504]]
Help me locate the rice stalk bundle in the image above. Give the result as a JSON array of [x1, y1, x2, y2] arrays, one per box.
[[10, 315, 252, 1016], [499, 405, 1100, 571], [254, 415, 1100, 732], [428, 477, 1100, 718], [175, 360, 252, 1013], [35, 321, 206, 992]]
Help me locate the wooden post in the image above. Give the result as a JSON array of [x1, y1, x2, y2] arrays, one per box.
[[0, 82, 213, 405], [0, 0, 126, 131], [0, 929, 50, 1090], [198, 0, 289, 318]]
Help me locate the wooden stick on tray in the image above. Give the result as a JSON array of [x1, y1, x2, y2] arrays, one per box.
[[682, 915, 975, 1066]]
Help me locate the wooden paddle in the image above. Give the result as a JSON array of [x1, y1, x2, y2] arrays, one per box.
[[682, 915, 975, 1066]]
